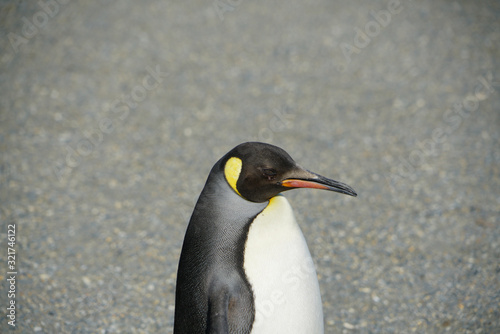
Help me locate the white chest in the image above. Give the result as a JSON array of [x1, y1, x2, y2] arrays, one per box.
[[243, 195, 324, 334]]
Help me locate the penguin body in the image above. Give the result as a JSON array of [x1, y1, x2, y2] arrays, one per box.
[[174, 142, 356, 334], [244, 195, 323, 333]]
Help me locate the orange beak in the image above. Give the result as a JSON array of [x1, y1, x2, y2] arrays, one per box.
[[281, 171, 357, 197]]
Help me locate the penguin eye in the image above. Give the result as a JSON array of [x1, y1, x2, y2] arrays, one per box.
[[261, 168, 277, 180]]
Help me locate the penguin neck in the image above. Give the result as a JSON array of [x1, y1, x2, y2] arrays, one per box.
[[189, 161, 268, 265]]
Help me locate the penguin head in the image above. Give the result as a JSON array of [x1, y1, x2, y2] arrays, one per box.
[[222, 142, 357, 203]]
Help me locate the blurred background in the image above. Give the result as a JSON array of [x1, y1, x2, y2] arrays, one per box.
[[0, 0, 499, 332]]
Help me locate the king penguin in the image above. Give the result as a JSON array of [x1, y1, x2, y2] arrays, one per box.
[[174, 142, 357, 334]]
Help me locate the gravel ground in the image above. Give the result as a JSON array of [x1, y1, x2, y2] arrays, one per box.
[[0, 0, 499, 333]]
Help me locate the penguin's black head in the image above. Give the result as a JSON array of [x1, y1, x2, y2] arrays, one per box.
[[221, 142, 357, 203]]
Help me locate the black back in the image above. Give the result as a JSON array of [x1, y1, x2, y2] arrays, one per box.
[[174, 152, 267, 333]]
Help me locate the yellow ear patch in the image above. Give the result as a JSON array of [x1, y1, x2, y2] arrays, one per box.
[[224, 157, 242, 196]]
